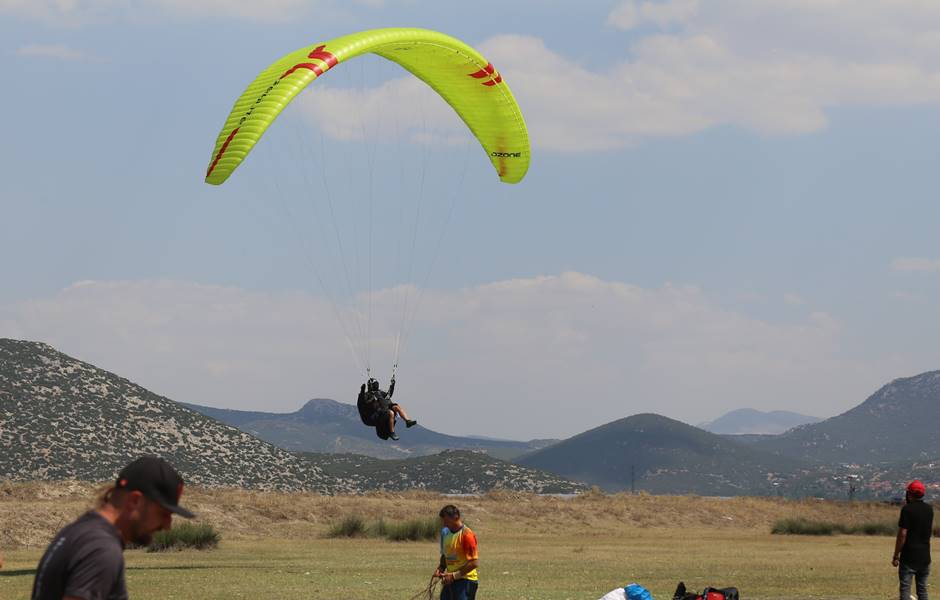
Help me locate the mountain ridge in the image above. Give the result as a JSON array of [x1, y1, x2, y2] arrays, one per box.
[[516, 413, 807, 495], [753, 371, 940, 464], [7, 337, 940, 498], [0, 338, 349, 492], [699, 408, 821, 435], [182, 398, 557, 460], [0, 338, 578, 494]]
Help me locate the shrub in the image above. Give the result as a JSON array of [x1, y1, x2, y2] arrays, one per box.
[[772, 518, 898, 536], [148, 522, 220, 552], [771, 518, 837, 535], [327, 516, 368, 538], [851, 521, 896, 536], [327, 516, 439, 542], [368, 518, 389, 537], [381, 518, 439, 542]]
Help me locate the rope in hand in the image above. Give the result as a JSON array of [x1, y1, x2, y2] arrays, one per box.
[[408, 574, 441, 600]]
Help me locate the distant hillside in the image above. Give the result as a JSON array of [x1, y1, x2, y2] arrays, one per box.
[[306, 449, 585, 494], [0, 339, 350, 492], [0, 338, 574, 495], [516, 413, 807, 495], [184, 399, 556, 460], [754, 371, 940, 464], [719, 433, 778, 446], [9, 337, 936, 498], [700, 408, 820, 435]]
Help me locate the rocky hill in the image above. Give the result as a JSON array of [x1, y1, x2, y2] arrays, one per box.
[[0, 339, 351, 492], [0, 339, 581, 495], [307, 449, 585, 494], [516, 413, 807, 495], [754, 371, 940, 464], [8, 337, 939, 498], [184, 399, 555, 460]]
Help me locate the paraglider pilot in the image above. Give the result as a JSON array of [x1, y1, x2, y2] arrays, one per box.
[[357, 377, 417, 441]]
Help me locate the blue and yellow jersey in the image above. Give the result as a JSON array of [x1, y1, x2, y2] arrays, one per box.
[[440, 525, 478, 581]]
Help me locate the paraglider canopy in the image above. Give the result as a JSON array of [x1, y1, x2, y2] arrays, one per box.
[[205, 27, 530, 186], [202, 26, 531, 381]]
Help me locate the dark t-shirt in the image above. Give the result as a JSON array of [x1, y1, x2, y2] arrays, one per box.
[[357, 390, 378, 426], [899, 500, 934, 568], [32, 511, 128, 600], [357, 390, 393, 428], [371, 391, 397, 439], [373, 391, 393, 412]]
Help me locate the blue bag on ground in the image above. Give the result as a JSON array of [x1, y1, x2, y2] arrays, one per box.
[[626, 583, 654, 600]]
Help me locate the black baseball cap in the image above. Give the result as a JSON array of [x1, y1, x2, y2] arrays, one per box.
[[115, 456, 195, 519]]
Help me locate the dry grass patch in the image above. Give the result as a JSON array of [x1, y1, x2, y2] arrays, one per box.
[[0, 481, 902, 550]]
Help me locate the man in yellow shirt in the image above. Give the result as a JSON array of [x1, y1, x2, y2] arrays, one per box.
[[433, 504, 479, 600]]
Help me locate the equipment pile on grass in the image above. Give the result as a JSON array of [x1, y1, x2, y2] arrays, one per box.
[[327, 516, 439, 541], [148, 522, 221, 552]]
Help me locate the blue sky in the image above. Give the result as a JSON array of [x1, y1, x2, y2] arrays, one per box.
[[2, 0, 939, 439]]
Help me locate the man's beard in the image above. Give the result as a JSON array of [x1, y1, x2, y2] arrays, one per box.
[[131, 506, 153, 546], [130, 521, 154, 546]]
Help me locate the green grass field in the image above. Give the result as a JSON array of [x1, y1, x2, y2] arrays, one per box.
[[0, 526, 900, 599], [0, 484, 908, 599]]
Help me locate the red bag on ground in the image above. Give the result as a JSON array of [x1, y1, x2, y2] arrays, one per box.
[[673, 582, 739, 600]]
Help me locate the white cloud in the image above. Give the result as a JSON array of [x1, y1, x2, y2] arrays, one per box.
[[295, 75, 472, 146], [501, 1, 940, 150], [16, 43, 94, 61], [607, 1, 639, 30], [0, 0, 124, 26], [0, 273, 893, 439], [8, 1, 940, 150], [892, 257, 940, 272], [783, 292, 805, 306], [302, 0, 940, 152], [488, 1, 940, 150], [893, 291, 927, 304], [608, 0, 699, 31], [0, 280, 360, 406], [148, 0, 310, 21], [0, 0, 341, 25], [641, 0, 699, 28]]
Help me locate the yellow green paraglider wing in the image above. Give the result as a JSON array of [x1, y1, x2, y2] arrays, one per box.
[[205, 27, 529, 185]]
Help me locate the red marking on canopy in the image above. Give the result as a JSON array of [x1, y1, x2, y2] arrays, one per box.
[[469, 63, 495, 79], [280, 45, 338, 79], [470, 63, 501, 86], [206, 127, 239, 179], [308, 45, 338, 69]]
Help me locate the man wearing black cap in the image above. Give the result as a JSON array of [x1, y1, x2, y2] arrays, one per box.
[[31, 455, 194, 600], [893, 479, 933, 600]]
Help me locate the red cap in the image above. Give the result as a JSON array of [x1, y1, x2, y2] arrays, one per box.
[[907, 480, 926, 498]]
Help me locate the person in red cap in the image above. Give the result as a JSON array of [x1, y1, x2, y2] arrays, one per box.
[[893, 479, 933, 600], [31, 455, 195, 600]]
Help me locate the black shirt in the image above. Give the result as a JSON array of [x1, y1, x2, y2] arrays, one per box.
[[899, 500, 934, 568], [32, 511, 128, 600], [357, 389, 377, 425]]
